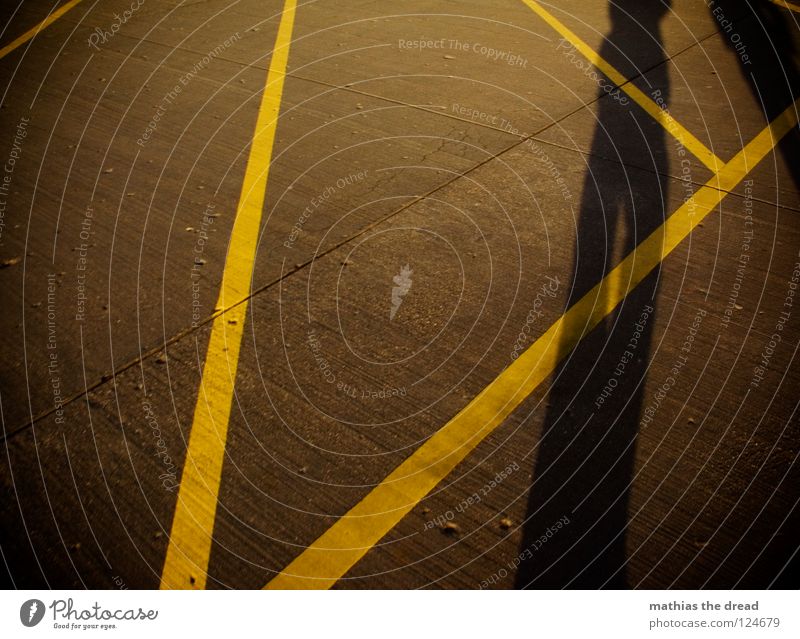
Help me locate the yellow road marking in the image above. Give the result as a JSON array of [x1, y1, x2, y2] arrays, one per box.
[[0, 0, 84, 60], [160, 0, 297, 590], [520, 0, 724, 172], [769, 0, 800, 15], [265, 99, 799, 589]]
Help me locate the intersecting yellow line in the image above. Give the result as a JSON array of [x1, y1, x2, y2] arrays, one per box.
[[768, 0, 800, 15], [520, 0, 725, 172], [265, 99, 799, 589], [159, 0, 297, 590], [0, 0, 84, 60]]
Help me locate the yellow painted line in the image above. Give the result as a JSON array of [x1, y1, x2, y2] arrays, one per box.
[[520, 0, 724, 173], [769, 0, 800, 15], [160, 0, 297, 590], [265, 99, 799, 589], [0, 0, 84, 60]]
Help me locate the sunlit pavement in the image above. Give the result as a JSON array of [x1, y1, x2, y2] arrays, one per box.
[[0, 0, 798, 589]]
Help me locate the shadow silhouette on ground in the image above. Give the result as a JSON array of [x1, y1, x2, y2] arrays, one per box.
[[714, 0, 800, 201], [710, 0, 800, 587], [515, 0, 672, 588]]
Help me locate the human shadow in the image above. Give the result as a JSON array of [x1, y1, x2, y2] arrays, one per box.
[[515, 0, 672, 588], [713, 0, 800, 201], [709, 0, 800, 587]]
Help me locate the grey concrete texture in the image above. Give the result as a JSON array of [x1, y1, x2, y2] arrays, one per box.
[[0, 0, 798, 589]]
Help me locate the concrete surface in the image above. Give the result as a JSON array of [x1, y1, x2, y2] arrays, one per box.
[[0, 0, 798, 589]]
